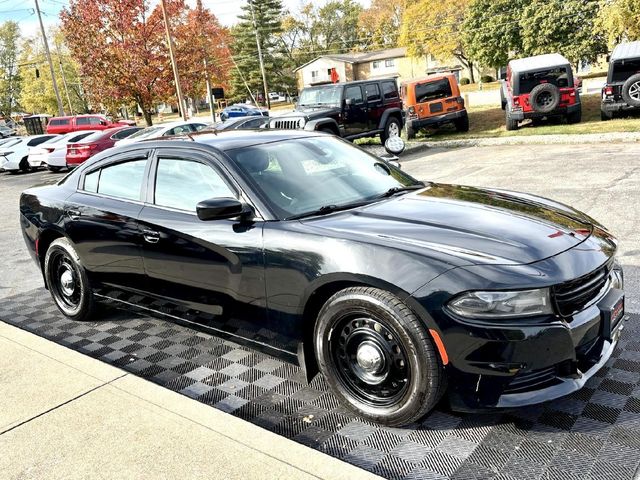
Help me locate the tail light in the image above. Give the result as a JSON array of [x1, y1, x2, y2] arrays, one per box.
[[569, 90, 576, 97], [513, 97, 520, 106], [456, 96, 465, 106], [604, 86, 613, 96], [408, 106, 417, 119]]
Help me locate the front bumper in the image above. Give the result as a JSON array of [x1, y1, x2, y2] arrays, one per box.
[[407, 110, 466, 129], [510, 102, 580, 121]]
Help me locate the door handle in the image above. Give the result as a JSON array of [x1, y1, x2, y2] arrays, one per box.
[[143, 229, 160, 244]]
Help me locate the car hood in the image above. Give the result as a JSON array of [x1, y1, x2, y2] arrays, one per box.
[[282, 106, 340, 119], [303, 183, 595, 266]]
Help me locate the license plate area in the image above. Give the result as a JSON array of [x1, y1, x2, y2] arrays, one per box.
[[599, 288, 625, 341]]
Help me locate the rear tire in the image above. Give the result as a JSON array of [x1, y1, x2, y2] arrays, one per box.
[[44, 237, 97, 322], [47, 166, 62, 173], [454, 112, 469, 132], [505, 112, 518, 131], [380, 117, 402, 144], [406, 125, 416, 140], [566, 108, 582, 124], [19, 157, 31, 173], [621, 73, 640, 107], [601, 109, 614, 121], [314, 287, 446, 426]]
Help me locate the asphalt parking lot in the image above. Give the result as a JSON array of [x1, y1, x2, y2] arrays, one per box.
[[1, 143, 640, 480]]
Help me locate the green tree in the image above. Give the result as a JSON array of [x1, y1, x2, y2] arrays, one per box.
[[229, 0, 287, 103], [358, 0, 407, 50], [520, 0, 607, 67], [399, 0, 476, 82], [463, 0, 525, 70], [0, 21, 21, 117], [597, 0, 640, 47]]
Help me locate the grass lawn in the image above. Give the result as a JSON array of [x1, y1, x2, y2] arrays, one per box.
[[416, 93, 640, 141]]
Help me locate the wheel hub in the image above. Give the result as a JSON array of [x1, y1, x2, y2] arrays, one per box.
[[630, 82, 640, 101], [60, 269, 75, 296], [356, 341, 384, 373]]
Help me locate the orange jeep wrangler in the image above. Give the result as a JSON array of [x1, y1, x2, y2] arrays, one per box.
[[400, 74, 469, 139]]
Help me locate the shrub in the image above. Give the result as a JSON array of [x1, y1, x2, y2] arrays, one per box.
[[480, 75, 495, 83], [460, 77, 471, 85]]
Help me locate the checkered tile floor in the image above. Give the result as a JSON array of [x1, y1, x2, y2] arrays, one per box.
[[2, 289, 640, 480]]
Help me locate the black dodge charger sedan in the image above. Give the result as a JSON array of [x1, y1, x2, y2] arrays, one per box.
[[20, 130, 625, 426]]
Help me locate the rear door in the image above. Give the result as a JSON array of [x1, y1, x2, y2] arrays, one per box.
[[343, 85, 368, 136], [364, 82, 384, 131], [137, 148, 267, 336], [414, 78, 453, 119], [65, 152, 150, 291]]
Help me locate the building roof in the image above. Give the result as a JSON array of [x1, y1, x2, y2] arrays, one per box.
[[294, 47, 407, 72], [610, 41, 640, 61], [509, 53, 570, 73]]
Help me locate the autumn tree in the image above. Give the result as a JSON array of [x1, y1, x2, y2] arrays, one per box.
[[597, 0, 640, 47], [0, 21, 21, 117], [520, 0, 606, 68], [61, 0, 175, 125], [358, 0, 407, 50], [463, 0, 525, 70], [399, 0, 476, 82]]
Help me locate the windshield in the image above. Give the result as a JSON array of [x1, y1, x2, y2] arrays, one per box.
[[227, 137, 421, 219], [298, 86, 342, 107], [127, 126, 162, 140]]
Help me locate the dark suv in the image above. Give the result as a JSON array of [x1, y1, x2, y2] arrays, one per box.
[[270, 79, 403, 142], [502, 54, 581, 130], [601, 41, 640, 120]]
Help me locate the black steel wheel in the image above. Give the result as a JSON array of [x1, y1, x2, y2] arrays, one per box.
[[314, 287, 446, 426], [44, 237, 96, 321]]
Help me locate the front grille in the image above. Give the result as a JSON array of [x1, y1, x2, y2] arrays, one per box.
[[552, 262, 611, 317], [505, 365, 560, 394], [271, 119, 301, 130]]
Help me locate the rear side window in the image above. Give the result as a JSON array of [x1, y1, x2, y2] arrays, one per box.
[[611, 59, 640, 83], [364, 83, 381, 102], [414, 79, 452, 103], [49, 119, 70, 126], [83, 159, 147, 200], [76, 117, 90, 126], [154, 159, 234, 211], [518, 67, 569, 93], [382, 81, 399, 100]]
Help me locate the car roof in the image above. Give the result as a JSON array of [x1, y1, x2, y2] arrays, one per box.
[[401, 74, 454, 86], [140, 129, 324, 152], [610, 41, 640, 61], [509, 53, 570, 72], [306, 78, 397, 88]]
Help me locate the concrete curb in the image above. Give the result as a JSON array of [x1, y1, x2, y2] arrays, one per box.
[[410, 131, 640, 150]]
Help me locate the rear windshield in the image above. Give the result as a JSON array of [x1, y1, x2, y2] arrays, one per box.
[[414, 79, 452, 103], [611, 59, 640, 83], [518, 67, 570, 93]]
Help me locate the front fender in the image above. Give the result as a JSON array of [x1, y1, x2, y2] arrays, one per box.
[[304, 118, 340, 134]]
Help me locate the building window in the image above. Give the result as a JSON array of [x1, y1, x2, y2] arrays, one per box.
[[372, 60, 381, 70], [385, 59, 395, 68], [311, 70, 319, 80], [327, 68, 332, 76]]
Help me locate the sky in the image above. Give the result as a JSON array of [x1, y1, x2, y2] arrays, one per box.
[[4, 0, 370, 39]]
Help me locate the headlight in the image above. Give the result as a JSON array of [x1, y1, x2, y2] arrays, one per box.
[[447, 288, 553, 319], [297, 118, 306, 128]]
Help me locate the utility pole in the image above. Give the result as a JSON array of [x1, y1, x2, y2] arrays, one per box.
[[248, 0, 270, 110], [54, 42, 74, 116], [160, 0, 187, 121], [197, 0, 216, 123], [34, 0, 64, 116]]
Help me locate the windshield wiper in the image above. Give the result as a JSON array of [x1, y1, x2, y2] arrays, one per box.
[[286, 200, 372, 220], [377, 183, 426, 198]]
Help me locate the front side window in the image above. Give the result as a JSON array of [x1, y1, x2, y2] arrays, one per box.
[[414, 79, 453, 103], [89, 159, 147, 200], [345, 85, 364, 105], [89, 117, 104, 125], [154, 158, 235, 212], [228, 137, 420, 219]]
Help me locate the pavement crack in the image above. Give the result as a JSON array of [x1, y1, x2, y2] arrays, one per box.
[[0, 373, 128, 436]]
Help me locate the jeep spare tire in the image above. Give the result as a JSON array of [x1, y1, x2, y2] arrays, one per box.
[[621, 73, 640, 107], [529, 83, 560, 113]]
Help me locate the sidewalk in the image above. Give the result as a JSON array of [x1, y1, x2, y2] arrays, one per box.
[[0, 321, 380, 480]]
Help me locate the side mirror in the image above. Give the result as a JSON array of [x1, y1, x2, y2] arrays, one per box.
[[196, 197, 249, 221], [384, 136, 405, 155], [345, 98, 353, 106]]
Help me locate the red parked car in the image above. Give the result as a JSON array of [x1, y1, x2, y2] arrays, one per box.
[[66, 126, 142, 167], [47, 114, 134, 135]]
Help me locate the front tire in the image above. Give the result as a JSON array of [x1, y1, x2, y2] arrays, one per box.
[[566, 108, 582, 124], [380, 117, 401, 144], [19, 157, 31, 173], [314, 287, 446, 426], [44, 237, 96, 321]]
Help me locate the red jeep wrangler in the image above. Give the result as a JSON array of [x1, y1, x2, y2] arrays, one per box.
[[501, 54, 581, 130]]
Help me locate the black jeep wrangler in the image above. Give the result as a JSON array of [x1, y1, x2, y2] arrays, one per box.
[[270, 79, 404, 142], [601, 41, 640, 120]]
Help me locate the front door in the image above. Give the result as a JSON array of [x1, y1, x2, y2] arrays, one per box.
[[343, 85, 368, 136], [137, 149, 267, 346]]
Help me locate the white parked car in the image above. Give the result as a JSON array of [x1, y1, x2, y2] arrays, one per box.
[[0, 135, 59, 173], [27, 131, 95, 172], [115, 120, 209, 147]]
